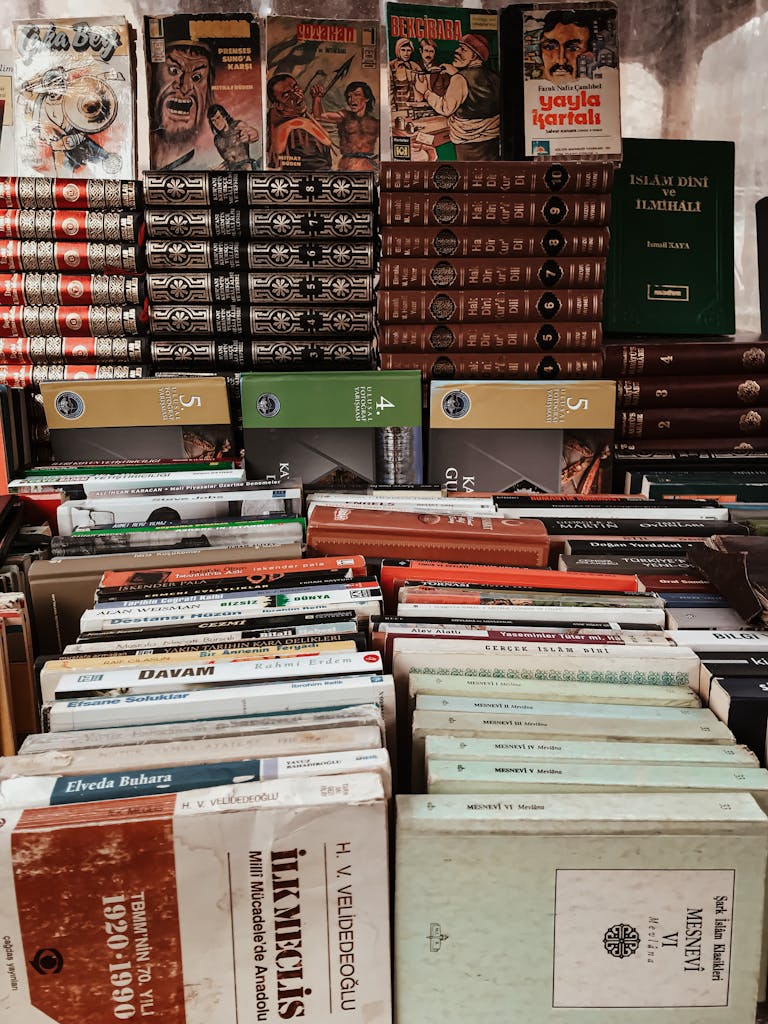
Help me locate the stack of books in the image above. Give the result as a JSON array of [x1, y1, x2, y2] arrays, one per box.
[[0, 176, 147, 385], [376, 159, 612, 385], [144, 170, 378, 373]]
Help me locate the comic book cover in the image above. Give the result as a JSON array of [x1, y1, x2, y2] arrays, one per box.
[[145, 13, 262, 172], [0, 53, 13, 175], [386, 3, 500, 163], [265, 16, 380, 173], [12, 18, 136, 179], [501, 2, 621, 160]]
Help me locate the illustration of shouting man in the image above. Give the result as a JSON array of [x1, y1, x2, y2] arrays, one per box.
[[150, 38, 214, 169]]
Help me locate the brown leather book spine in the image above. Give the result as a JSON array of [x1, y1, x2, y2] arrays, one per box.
[[379, 193, 611, 228], [379, 257, 606, 291], [616, 437, 768, 455], [620, 408, 768, 440], [379, 162, 614, 194], [378, 322, 602, 353], [604, 340, 768, 377], [379, 353, 604, 379], [377, 289, 603, 324], [381, 226, 611, 259], [617, 376, 768, 409]]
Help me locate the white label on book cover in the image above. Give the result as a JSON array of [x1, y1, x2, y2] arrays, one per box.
[[553, 869, 734, 1007]]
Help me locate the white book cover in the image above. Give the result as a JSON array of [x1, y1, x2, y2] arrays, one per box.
[[415, 694, 712, 720], [671, 630, 768, 652], [9, 469, 246, 494], [0, 773, 391, 1023], [395, 792, 767, 1023], [93, 580, 381, 612], [512, 506, 728, 521], [396, 603, 667, 627]]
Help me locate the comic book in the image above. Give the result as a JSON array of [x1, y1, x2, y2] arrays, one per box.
[[501, 2, 622, 160], [145, 13, 262, 172], [265, 16, 380, 173], [0, 53, 12, 175], [385, 3, 500, 163], [12, 18, 136, 179]]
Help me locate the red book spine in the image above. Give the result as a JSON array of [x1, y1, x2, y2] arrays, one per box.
[[379, 193, 611, 228], [0, 337, 146, 364], [0, 178, 141, 211], [379, 162, 614, 194], [0, 241, 141, 275], [378, 322, 602, 353], [620, 408, 768, 440], [379, 352, 604, 379], [306, 506, 550, 567], [617, 376, 768, 409], [603, 340, 768, 377], [0, 273, 143, 306], [0, 364, 149, 386], [377, 289, 602, 324], [0, 211, 142, 243], [379, 257, 606, 291], [380, 226, 611, 259], [0, 305, 147, 338]]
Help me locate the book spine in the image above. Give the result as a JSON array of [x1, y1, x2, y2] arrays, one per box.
[[148, 305, 374, 338], [380, 226, 611, 258], [0, 306, 147, 338], [621, 408, 768, 440], [307, 532, 549, 568], [0, 365, 149, 386], [145, 240, 376, 271], [0, 337, 147, 364], [0, 178, 142, 211], [148, 338, 375, 370], [143, 171, 375, 206], [377, 290, 602, 324], [0, 273, 144, 306], [379, 257, 605, 291], [0, 241, 142, 274], [378, 322, 602, 352], [617, 376, 768, 409], [604, 341, 768, 377], [378, 162, 614, 194], [144, 209, 375, 240], [379, 353, 603, 379], [379, 193, 611, 227], [0, 211, 142, 242], [146, 272, 374, 305], [543, 517, 747, 537]]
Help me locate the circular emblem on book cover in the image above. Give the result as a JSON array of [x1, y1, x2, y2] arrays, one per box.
[[544, 163, 569, 192], [430, 262, 457, 287], [535, 324, 560, 351], [256, 392, 281, 418], [54, 391, 85, 420], [429, 326, 456, 351], [431, 357, 457, 378], [62, 183, 81, 204], [65, 312, 83, 331], [433, 196, 460, 224], [441, 389, 470, 419], [433, 230, 459, 257], [743, 347, 767, 369], [539, 259, 563, 287], [603, 924, 641, 959], [429, 293, 456, 321], [537, 356, 562, 379], [543, 196, 568, 224], [66, 280, 84, 299], [62, 216, 80, 237], [541, 229, 566, 256], [432, 165, 460, 191], [739, 410, 762, 433], [537, 292, 561, 319], [30, 948, 64, 975], [63, 247, 82, 268], [737, 379, 761, 403]]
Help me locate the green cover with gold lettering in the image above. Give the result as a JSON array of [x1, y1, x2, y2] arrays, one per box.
[[604, 138, 735, 335]]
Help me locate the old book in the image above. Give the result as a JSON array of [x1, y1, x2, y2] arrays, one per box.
[[305, 505, 550, 566], [380, 352, 603, 379], [381, 224, 611, 258], [265, 16, 380, 173], [396, 792, 767, 1022], [0, 337, 146, 365], [380, 160, 614, 192], [604, 336, 768, 377], [40, 376, 234, 463], [148, 303, 375, 338], [142, 171, 376, 207], [0, 240, 142, 273], [379, 321, 602, 353], [0, 272, 143, 305], [0, 305, 146, 338], [0, 177, 141, 210], [396, 602, 665, 629], [708, 677, 768, 766], [13, 17, 136, 178], [241, 370, 423, 488], [378, 288, 602, 323], [604, 138, 736, 335], [145, 13, 262, 172], [146, 271, 374, 306], [621, 407, 768, 440], [380, 256, 606, 290], [396, 583, 663, 608], [149, 338, 376, 372], [385, 3, 500, 162], [0, 365, 148, 387], [500, 2, 621, 161], [0, 210, 141, 242], [145, 239, 376, 272], [617, 375, 768, 409], [429, 379, 616, 494], [0, 773, 391, 1022], [380, 192, 610, 226], [144, 207, 375, 240]]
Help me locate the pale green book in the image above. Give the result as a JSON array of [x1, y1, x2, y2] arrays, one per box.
[[396, 791, 767, 1023]]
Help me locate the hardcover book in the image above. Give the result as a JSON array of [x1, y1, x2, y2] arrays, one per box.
[[386, 3, 500, 162], [145, 13, 262, 172], [12, 17, 136, 178], [500, 2, 621, 160], [265, 16, 380, 172], [428, 378, 616, 493], [603, 138, 736, 335]]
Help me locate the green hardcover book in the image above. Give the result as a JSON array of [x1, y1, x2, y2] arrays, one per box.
[[385, 2, 501, 162], [241, 370, 423, 488], [604, 138, 735, 335]]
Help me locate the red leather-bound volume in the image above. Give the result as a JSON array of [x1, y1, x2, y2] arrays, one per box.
[[306, 505, 549, 567]]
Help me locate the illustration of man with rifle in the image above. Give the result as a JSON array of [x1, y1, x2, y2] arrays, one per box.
[[311, 59, 379, 171]]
